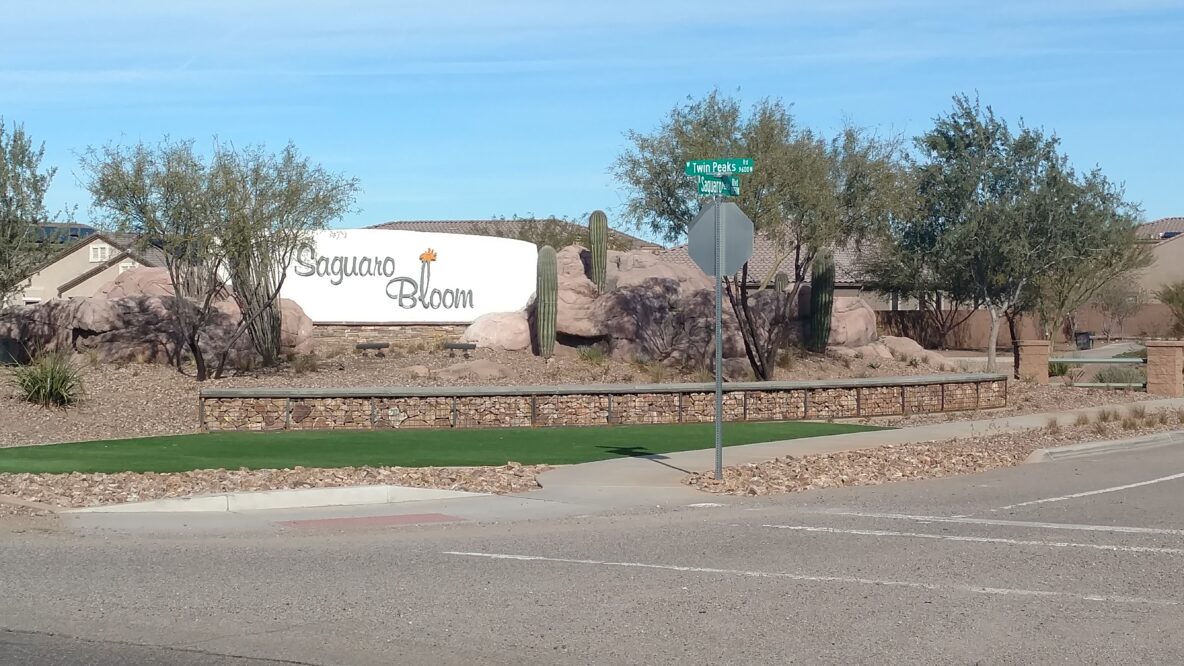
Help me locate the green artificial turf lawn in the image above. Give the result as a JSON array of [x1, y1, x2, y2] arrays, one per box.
[[0, 421, 883, 474]]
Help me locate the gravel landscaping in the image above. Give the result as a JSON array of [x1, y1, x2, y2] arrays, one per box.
[[0, 347, 936, 448], [688, 404, 1184, 496], [0, 462, 550, 509]]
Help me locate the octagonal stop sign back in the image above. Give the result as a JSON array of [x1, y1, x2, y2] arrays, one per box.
[[687, 202, 755, 276]]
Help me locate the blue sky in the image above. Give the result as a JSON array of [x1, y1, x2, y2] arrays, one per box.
[[4, 0, 1182, 240]]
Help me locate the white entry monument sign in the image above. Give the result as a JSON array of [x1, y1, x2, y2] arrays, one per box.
[[281, 229, 538, 324]]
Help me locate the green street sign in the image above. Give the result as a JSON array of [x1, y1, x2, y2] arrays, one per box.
[[697, 174, 740, 196], [684, 158, 754, 177]]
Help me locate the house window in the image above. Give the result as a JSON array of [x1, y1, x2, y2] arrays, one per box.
[[118, 261, 138, 274], [89, 244, 110, 263]]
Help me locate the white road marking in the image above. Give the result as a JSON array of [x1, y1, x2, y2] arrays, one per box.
[[442, 551, 1178, 607], [821, 511, 1184, 536], [761, 524, 1184, 555], [687, 503, 726, 508], [994, 472, 1184, 511]]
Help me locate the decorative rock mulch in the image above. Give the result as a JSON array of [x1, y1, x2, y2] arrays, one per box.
[[688, 405, 1184, 496], [0, 462, 549, 509]]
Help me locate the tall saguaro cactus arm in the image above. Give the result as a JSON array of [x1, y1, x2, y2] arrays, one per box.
[[808, 250, 835, 353], [588, 210, 609, 292], [535, 245, 558, 358]]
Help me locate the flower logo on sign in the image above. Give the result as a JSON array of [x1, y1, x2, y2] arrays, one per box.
[[419, 249, 436, 293]]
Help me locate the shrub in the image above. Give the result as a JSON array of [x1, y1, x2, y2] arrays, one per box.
[[292, 353, 320, 375], [1094, 366, 1146, 386], [1128, 404, 1146, 419], [1048, 361, 1070, 377], [577, 346, 606, 365], [13, 353, 84, 407], [1121, 416, 1139, 431], [1156, 281, 1184, 334], [1045, 417, 1060, 433], [1074, 412, 1091, 426], [1097, 408, 1119, 423]]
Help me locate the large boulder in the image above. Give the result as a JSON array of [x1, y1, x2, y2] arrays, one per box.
[[436, 359, 509, 381], [462, 311, 531, 351], [280, 299, 315, 357], [553, 245, 714, 339], [827, 297, 877, 348], [96, 267, 175, 299], [880, 335, 953, 370], [0, 293, 315, 366], [605, 249, 712, 292], [555, 246, 604, 337]]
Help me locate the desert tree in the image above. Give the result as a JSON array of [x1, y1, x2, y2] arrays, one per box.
[[1031, 169, 1149, 342], [1092, 280, 1145, 340], [213, 143, 358, 375], [906, 94, 1118, 372], [613, 90, 908, 379], [0, 119, 60, 310], [82, 139, 228, 380]]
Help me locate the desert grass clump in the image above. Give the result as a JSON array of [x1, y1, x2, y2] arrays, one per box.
[[1098, 408, 1119, 423], [13, 352, 84, 407], [1121, 416, 1140, 431], [1128, 404, 1147, 419], [1092, 422, 1108, 436], [577, 346, 606, 365], [1045, 417, 1060, 434], [1074, 412, 1092, 427]]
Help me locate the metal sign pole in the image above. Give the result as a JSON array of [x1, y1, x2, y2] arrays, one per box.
[[713, 195, 724, 481]]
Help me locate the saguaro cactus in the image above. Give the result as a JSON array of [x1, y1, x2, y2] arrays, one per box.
[[535, 245, 558, 358], [808, 250, 835, 353], [773, 271, 789, 293], [588, 210, 609, 292]]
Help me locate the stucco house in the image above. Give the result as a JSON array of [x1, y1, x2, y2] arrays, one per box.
[[11, 232, 165, 306]]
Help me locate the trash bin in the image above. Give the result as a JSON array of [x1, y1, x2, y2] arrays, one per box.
[[1074, 331, 1093, 351]]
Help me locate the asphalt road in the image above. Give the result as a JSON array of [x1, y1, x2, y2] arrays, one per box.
[[4, 441, 1184, 665]]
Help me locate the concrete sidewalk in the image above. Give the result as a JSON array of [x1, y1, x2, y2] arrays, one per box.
[[532, 397, 1184, 497], [51, 396, 1184, 533]]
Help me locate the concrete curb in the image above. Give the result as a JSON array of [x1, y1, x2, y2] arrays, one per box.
[[0, 494, 62, 514], [62, 485, 488, 514], [1026, 431, 1184, 463]]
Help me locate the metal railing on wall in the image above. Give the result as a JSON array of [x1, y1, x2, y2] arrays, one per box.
[[1048, 356, 1147, 390]]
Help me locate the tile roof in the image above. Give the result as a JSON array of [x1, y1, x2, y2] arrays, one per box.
[[1136, 217, 1184, 240], [658, 232, 870, 285], [103, 233, 168, 268], [369, 219, 661, 250]]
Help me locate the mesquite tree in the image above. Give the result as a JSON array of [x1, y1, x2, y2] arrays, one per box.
[[83, 139, 228, 380], [214, 144, 358, 374], [613, 90, 908, 379], [84, 139, 357, 380], [908, 95, 1145, 371], [0, 119, 59, 310]]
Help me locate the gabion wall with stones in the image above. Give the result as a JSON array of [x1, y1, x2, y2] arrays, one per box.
[[200, 379, 1007, 432]]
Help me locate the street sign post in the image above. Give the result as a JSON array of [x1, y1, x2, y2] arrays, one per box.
[[685, 158, 754, 176], [687, 202, 754, 276], [687, 200, 754, 480], [696, 174, 740, 196]]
